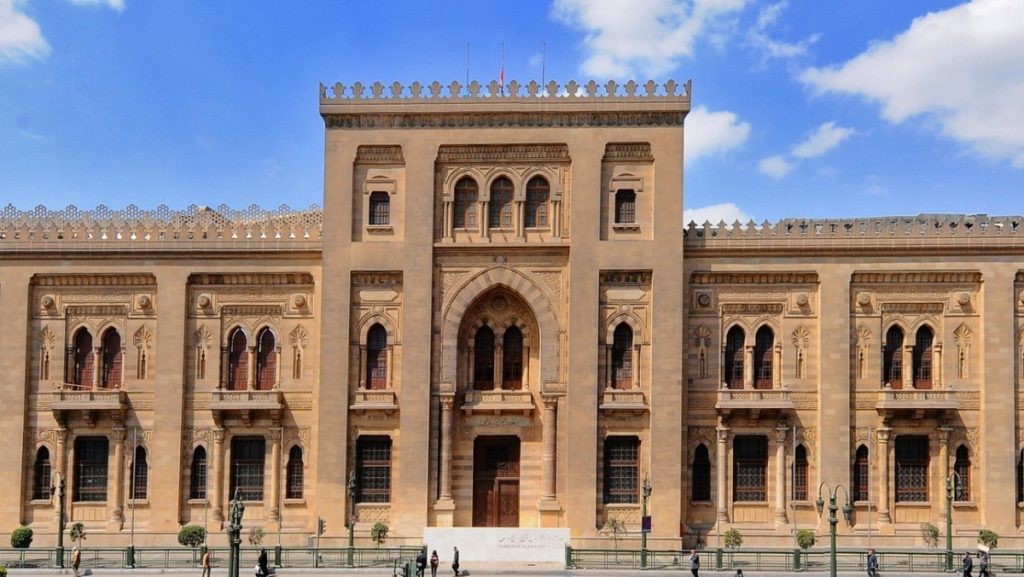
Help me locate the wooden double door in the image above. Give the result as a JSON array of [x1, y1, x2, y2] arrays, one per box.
[[472, 436, 520, 527]]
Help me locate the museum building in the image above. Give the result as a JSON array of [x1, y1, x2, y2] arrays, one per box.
[[2, 78, 1024, 548]]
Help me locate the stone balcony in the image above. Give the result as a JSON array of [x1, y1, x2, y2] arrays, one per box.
[[715, 388, 794, 419], [461, 389, 534, 416], [210, 389, 283, 425], [50, 384, 127, 426], [350, 389, 399, 414], [875, 387, 958, 419], [599, 388, 647, 413]]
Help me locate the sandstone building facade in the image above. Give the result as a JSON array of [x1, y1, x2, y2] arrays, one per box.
[[3, 79, 1023, 547]]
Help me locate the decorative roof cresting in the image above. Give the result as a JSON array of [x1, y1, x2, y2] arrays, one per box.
[[320, 79, 691, 103]]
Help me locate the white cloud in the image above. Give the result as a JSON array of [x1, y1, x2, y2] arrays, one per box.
[[0, 0, 50, 64], [66, 0, 124, 10], [800, 0, 1024, 167], [745, 1, 819, 63], [685, 105, 751, 163], [791, 121, 854, 159], [684, 202, 752, 225], [551, 0, 749, 78], [758, 155, 792, 179]]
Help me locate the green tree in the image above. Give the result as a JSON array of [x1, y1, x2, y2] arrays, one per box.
[[723, 528, 743, 550], [796, 529, 816, 550], [177, 525, 207, 549], [978, 529, 999, 549], [10, 527, 33, 549], [370, 523, 389, 547], [920, 523, 939, 548], [69, 523, 87, 547], [248, 527, 265, 547], [600, 517, 628, 549]]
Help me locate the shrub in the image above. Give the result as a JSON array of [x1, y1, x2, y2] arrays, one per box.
[[723, 528, 743, 549], [247, 527, 265, 547], [921, 522, 939, 548], [10, 527, 33, 549], [370, 522, 389, 547], [177, 525, 206, 549], [69, 523, 87, 547], [0, 564, 7, 577], [979, 529, 999, 549], [600, 517, 628, 549], [796, 529, 816, 550]]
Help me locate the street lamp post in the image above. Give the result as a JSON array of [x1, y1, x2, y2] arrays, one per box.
[[945, 472, 963, 571], [52, 473, 66, 569], [815, 482, 853, 577], [347, 471, 357, 567], [640, 475, 652, 569], [226, 489, 245, 577]]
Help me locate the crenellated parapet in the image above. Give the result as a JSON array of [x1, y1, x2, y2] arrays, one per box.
[[319, 79, 690, 102], [685, 214, 1024, 255], [0, 203, 322, 253]]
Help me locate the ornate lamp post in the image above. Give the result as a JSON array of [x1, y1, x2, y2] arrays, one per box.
[[945, 472, 963, 571], [52, 473, 66, 569], [640, 475, 652, 569], [815, 482, 853, 577], [226, 489, 245, 577], [347, 471, 357, 567]]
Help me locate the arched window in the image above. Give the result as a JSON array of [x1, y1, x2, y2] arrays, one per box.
[[473, 326, 495, 390], [227, 329, 248, 391], [614, 190, 636, 224], [366, 324, 388, 390], [255, 328, 277, 390], [453, 177, 478, 229], [524, 176, 549, 228], [692, 444, 711, 501], [286, 446, 304, 499], [488, 177, 514, 229], [71, 328, 93, 388], [954, 445, 970, 501], [131, 446, 148, 500], [753, 326, 774, 389], [368, 191, 390, 226], [502, 326, 523, 390], [100, 329, 122, 389], [853, 445, 869, 502], [190, 446, 207, 500], [611, 323, 633, 389], [1018, 449, 1024, 504], [794, 444, 808, 500], [33, 447, 51, 500], [883, 326, 904, 389], [913, 326, 934, 389], [725, 326, 745, 389]]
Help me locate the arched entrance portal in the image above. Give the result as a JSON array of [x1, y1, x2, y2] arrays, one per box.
[[473, 436, 520, 527]]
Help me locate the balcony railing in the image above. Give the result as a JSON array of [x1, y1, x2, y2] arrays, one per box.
[[50, 384, 127, 411], [876, 387, 958, 413], [350, 389, 399, 413], [210, 389, 283, 411], [599, 389, 647, 412], [715, 388, 794, 413], [462, 389, 534, 415]]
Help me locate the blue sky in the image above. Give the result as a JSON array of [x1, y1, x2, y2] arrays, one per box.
[[1, 0, 1021, 223]]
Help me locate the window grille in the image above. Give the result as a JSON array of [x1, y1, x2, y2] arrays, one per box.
[[190, 447, 207, 500], [33, 447, 51, 500], [230, 437, 265, 501], [72, 328, 93, 387], [74, 437, 109, 502], [794, 445, 808, 500], [488, 177, 513, 229], [369, 192, 390, 225], [366, 324, 388, 389], [228, 329, 248, 390], [954, 445, 970, 501], [357, 436, 391, 503], [453, 178, 478, 229], [733, 435, 767, 502], [692, 444, 711, 501], [474, 327, 495, 390], [101, 329, 122, 389], [525, 177, 549, 228], [725, 327, 745, 389], [883, 326, 904, 388], [255, 329, 276, 390], [853, 445, 869, 502], [131, 446, 148, 500], [603, 436, 639, 504], [286, 446, 304, 499], [614, 190, 636, 224], [611, 324, 633, 389], [753, 326, 774, 389], [502, 327, 523, 389], [895, 436, 929, 502], [913, 327, 934, 389]]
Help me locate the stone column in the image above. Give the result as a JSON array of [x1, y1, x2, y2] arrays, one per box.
[[467, 346, 474, 388], [439, 396, 454, 501], [633, 344, 641, 389], [53, 427, 68, 525], [515, 200, 524, 239], [773, 345, 783, 388], [111, 428, 126, 527], [444, 201, 453, 239], [247, 346, 256, 389], [212, 428, 225, 524], [877, 427, 891, 523], [269, 428, 282, 522], [219, 346, 229, 389], [902, 345, 913, 388], [494, 344, 504, 389], [358, 345, 367, 389], [274, 346, 282, 388], [938, 426, 951, 513], [523, 346, 531, 389], [605, 346, 612, 389], [480, 202, 489, 238], [385, 345, 394, 388], [92, 347, 101, 388], [934, 344, 943, 388], [717, 425, 730, 523], [774, 426, 788, 524], [541, 397, 557, 501], [744, 346, 754, 388]]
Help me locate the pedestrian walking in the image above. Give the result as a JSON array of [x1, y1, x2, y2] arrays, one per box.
[[867, 548, 879, 577], [72, 545, 81, 577], [430, 550, 439, 577], [452, 546, 460, 577], [201, 548, 211, 577], [416, 550, 427, 577], [979, 549, 990, 577], [963, 551, 974, 577], [689, 549, 699, 577]]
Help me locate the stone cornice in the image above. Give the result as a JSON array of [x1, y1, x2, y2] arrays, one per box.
[[221, 305, 284, 317], [437, 144, 569, 164], [690, 271, 819, 285], [600, 270, 653, 285], [355, 145, 404, 164], [323, 111, 686, 130], [603, 143, 653, 162], [187, 273, 315, 286], [851, 271, 982, 285], [351, 271, 403, 286], [31, 273, 157, 287]]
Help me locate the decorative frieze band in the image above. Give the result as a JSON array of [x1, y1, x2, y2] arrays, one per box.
[[320, 79, 690, 102], [603, 143, 653, 161], [188, 273, 315, 286], [352, 271, 403, 286], [879, 302, 945, 315], [600, 271, 652, 285], [691, 272, 819, 285], [221, 305, 284, 317], [436, 144, 569, 164], [721, 303, 785, 315], [355, 145, 404, 164], [324, 111, 686, 130], [852, 271, 982, 284], [31, 273, 157, 287]]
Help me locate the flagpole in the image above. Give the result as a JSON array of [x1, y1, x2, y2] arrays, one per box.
[[500, 42, 505, 95], [541, 42, 546, 86], [465, 43, 470, 93]]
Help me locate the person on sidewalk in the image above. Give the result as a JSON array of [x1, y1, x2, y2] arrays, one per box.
[[201, 548, 212, 577], [979, 549, 990, 577], [963, 551, 974, 577], [416, 550, 427, 577], [689, 549, 699, 577], [430, 550, 439, 577], [71, 546, 81, 577], [452, 546, 460, 577], [867, 548, 879, 577]]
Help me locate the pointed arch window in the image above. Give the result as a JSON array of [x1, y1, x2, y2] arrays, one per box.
[[131, 446, 148, 500], [33, 447, 51, 500], [954, 445, 970, 501], [227, 329, 248, 391], [692, 444, 711, 501], [725, 326, 745, 389], [366, 324, 388, 390], [100, 329, 122, 389], [794, 444, 809, 500], [913, 326, 934, 389], [71, 328, 94, 388], [488, 177, 514, 229], [853, 445, 869, 502], [614, 190, 636, 224], [473, 326, 495, 390], [612, 323, 633, 389], [525, 176, 550, 228], [255, 328, 277, 390], [883, 326, 904, 389], [286, 446, 304, 499], [753, 326, 774, 389], [190, 446, 207, 500], [453, 177, 478, 229], [1018, 449, 1024, 503], [502, 326, 523, 390]]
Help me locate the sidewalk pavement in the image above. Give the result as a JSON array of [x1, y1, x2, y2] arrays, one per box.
[[4, 568, 955, 577]]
